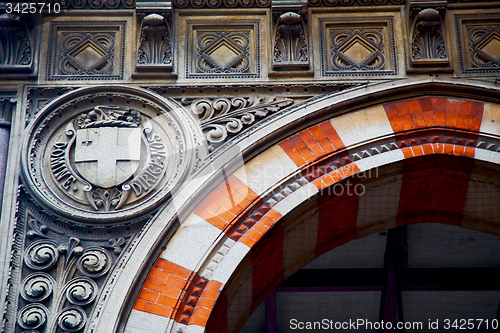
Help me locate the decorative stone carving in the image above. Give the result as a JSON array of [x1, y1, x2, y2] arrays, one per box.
[[331, 29, 385, 71], [47, 22, 126, 80], [181, 96, 293, 151], [0, 13, 33, 73], [320, 17, 398, 77], [410, 7, 448, 67], [137, 14, 173, 71], [197, 32, 250, 73], [21, 86, 197, 224], [456, 15, 500, 75], [60, 0, 135, 9], [186, 21, 261, 79], [272, 10, 308, 70], [308, 0, 404, 6], [174, 0, 269, 8], [468, 26, 500, 69]]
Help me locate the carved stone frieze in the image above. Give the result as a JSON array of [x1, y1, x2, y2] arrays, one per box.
[[186, 21, 261, 79], [456, 15, 500, 75], [272, 10, 309, 70], [320, 17, 398, 77], [21, 86, 197, 224], [180, 96, 293, 152], [47, 22, 125, 80], [409, 7, 448, 67], [308, 0, 404, 7], [0, 13, 34, 73], [136, 13, 173, 71], [7, 188, 133, 333], [173, 0, 270, 9], [59, 0, 135, 9]]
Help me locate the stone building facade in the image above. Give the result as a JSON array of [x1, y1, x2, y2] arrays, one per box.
[[1, 0, 500, 332]]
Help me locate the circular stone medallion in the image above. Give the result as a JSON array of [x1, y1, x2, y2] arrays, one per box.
[[22, 86, 196, 225]]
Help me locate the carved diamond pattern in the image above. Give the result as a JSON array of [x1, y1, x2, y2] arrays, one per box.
[[468, 26, 500, 68], [60, 34, 114, 75], [196, 32, 250, 73], [70, 43, 108, 71], [330, 29, 385, 71]]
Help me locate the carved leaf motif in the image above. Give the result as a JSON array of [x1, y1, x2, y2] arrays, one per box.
[[182, 97, 293, 149], [0, 14, 33, 66], [411, 9, 447, 60], [137, 14, 173, 66]]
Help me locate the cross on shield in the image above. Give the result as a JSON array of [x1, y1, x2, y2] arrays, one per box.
[[74, 127, 142, 188]]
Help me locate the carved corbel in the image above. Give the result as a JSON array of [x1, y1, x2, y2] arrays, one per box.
[[136, 12, 173, 71], [0, 13, 34, 73], [272, 7, 309, 70], [409, 3, 449, 67]]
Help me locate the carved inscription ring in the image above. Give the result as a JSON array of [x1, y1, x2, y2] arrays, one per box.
[[22, 86, 194, 224]]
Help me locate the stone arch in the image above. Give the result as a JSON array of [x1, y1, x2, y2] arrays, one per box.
[[97, 79, 500, 333]]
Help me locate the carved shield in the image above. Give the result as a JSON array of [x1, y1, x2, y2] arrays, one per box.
[[74, 127, 142, 188]]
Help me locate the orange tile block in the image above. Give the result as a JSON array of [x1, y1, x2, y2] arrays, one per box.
[[469, 101, 484, 132], [454, 145, 465, 157], [279, 139, 307, 167], [433, 97, 447, 127], [312, 178, 326, 190], [155, 259, 192, 279], [401, 147, 414, 158], [384, 103, 405, 132], [134, 299, 173, 318], [149, 267, 169, 282], [319, 121, 345, 150], [239, 234, 257, 248], [157, 294, 179, 308], [464, 146, 475, 158], [299, 130, 326, 159], [190, 315, 210, 327], [407, 99, 426, 128], [144, 278, 182, 298], [138, 289, 159, 302], [446, 99, 460, 128]]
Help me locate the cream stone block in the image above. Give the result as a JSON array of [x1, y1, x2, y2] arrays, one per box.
[[185, 325, 206, 333], [474, 149, 500, 164], [357, 175, 403, 227], [124, 309, 171, 333], [329, 105, 394, 148], [355, 149, 405, 172], [273, 183, 319, 216], [233, 144, 299, 196], [160, 213, 223, 272], [479, 103, 500, 136], [211, 241, 251, 284]]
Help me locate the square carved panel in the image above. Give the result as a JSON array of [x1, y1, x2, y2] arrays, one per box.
[[456, 15, 500, 75], [186, 21, 261, 79], [47, 22, 126, 80], [319, 17, 397, 77]]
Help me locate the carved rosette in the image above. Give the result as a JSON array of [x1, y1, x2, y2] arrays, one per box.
[[21, 86, 197, 224]]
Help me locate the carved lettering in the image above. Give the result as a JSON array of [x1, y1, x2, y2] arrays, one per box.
[[50, 142, 76, 191], [130, 129, 167, 197]]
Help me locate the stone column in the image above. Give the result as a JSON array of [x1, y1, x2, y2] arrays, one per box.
[[0, 99, 13, 218]]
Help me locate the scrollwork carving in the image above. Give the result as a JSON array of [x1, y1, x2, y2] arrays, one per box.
[[17, 304, 48, 330], [24, 240, 59, 271], [55, 307, 87, 332], [77, 247, 112, 277], [65, 277, 98, 306], [21, 273, 55, 303], [182, 96, 293, 151]]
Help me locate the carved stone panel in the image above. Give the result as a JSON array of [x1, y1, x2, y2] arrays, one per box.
[[46, 22, 126, 80], [319, 17, 398, 77], [0, 13, 34, 73], [21, 86, 197, 224], [136, 13, 173, 72], [409, 7, 448, 67], [185, 20, 261, 79], [456, 14, 500, 75], [272, 10, 309, 70]]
